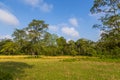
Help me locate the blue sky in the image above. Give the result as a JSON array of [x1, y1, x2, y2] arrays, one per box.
[[0, 0, 100, 41]]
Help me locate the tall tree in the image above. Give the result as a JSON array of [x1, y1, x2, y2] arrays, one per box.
[[68, 40, 78, 56], [25, 19, 48, 55], [91, 0, 120, 57], [26, 19, 48, 44], [91, 0, 120, 34]]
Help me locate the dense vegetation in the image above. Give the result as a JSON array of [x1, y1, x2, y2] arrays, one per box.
[[0, 21, 96, 56], [90, 0, 120, 58], [0, 0, 120, 58]]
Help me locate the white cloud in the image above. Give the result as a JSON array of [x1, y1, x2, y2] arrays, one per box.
[[61, 27, 80, 38], [48, 18, 81, 40], [69, 17, 78, 27], [49, 25, 58, 32], [25, 0, 40, 7], [0, 9, 19, 26], [0, 35, 12, 39], [24, 0, 53, 12], [40, 3, 53, 12]]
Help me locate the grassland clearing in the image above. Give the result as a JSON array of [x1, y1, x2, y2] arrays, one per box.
[[0, 56, 120, 80]]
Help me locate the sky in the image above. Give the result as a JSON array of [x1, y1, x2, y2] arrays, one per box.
[[0, 0, 100, 41]]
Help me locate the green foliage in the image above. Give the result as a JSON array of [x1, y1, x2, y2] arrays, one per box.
[[90, 0, 120, 58], [43, 32, 58, 46], [0, 41, 19, 55], [12, 29, 27, 46], [76, 39, 96, 56], [0, 61, 33, 80], [42, 46, 57, 56], [26, 19, 48, 43], [0, 70, 13, 80], [56, 37, 67, 55], [62, 58, 77, 62], [71, 50, 78, 56], [11, 19, 49, 55], [107, 47, 120, 58]]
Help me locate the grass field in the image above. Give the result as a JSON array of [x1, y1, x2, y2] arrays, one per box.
[[0, 56, 120, 80]]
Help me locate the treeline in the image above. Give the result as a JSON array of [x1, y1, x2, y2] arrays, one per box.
[[0, 19, 119, 58], [0, 19, 96, 56], [0, 36, 97, 56]]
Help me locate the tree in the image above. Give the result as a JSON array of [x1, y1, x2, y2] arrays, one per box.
[[42, 33, 58, 56], [91, 0, 120, 34], [12, 29, 27, 54], [26, 19, 48, 44], [56, 37, 67, 55], [91, 0, 120, 57], [43, 32, 58, 46], [0, 39, 12, 53], [0, 41, 19, 55], [12, 29, 27, 45], [25, 19, 48, 55], [12, 19, 49, 55], [76, 39, 96, 56], [67, 40, 77, 56]]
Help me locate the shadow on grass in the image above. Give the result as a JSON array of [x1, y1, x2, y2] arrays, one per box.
[[0, 61, 33, 80]]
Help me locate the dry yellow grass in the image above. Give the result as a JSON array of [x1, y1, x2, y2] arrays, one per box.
[[0, 55, 29, 59], [0, 55, 90, 59]]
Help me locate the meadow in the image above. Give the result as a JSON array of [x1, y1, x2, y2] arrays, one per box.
[[0, 56, 120, 80]]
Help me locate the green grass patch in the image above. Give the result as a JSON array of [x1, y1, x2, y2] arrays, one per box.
[[0, 56, 120, 80], [0, 70, 13, 80]]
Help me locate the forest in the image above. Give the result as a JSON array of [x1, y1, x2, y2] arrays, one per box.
[[0, 0, 120, 58]]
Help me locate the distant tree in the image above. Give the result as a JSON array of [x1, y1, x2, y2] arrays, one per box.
[[68, 40, 75, 50], [12, 29, 27, 54], [76, 39, 96, 56], [67, 40, 77, 55], [56, 37, 67, 55], [0, 39, 12, 53], [48, 34, 58, 46], [0, 41, 19, 55], [12, 29, 27, 45], [43, 32, 58, 46], [42, 33, 58, 56]]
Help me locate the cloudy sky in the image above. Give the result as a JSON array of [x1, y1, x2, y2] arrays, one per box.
[[0, 0, 100, 41]]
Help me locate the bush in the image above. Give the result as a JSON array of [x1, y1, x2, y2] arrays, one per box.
[[71, 50, 78, 56], [62, 58, 77, 62], [111, 47, 120, 58]]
